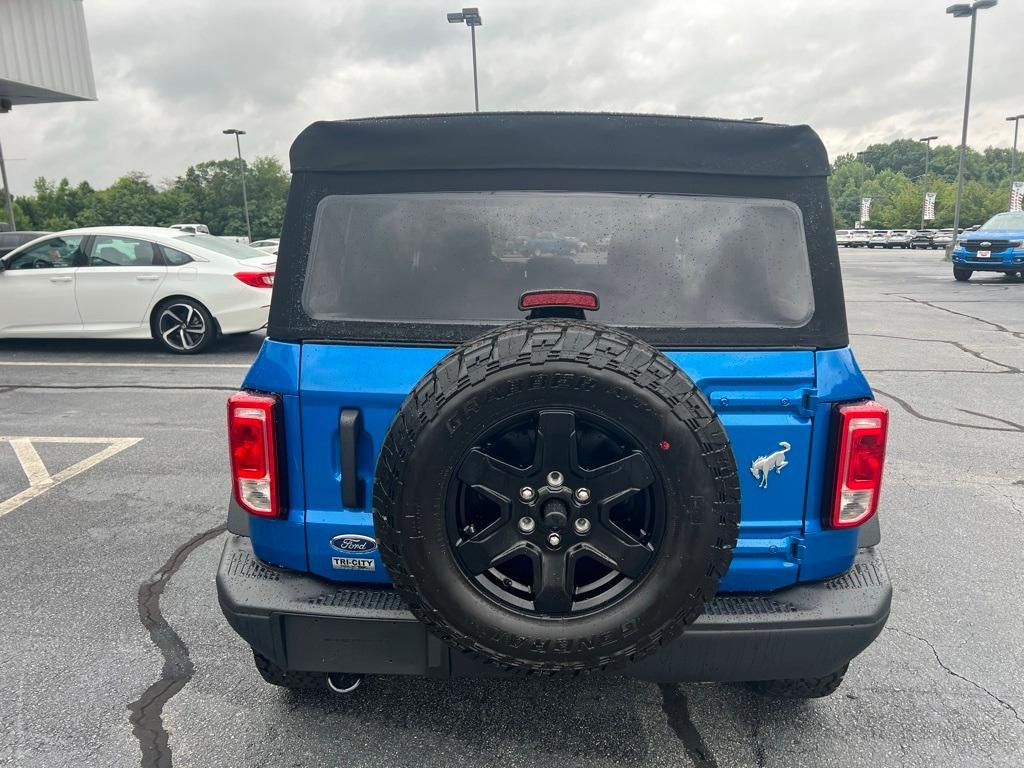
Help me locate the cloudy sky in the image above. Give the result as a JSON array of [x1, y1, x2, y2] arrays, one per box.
[[3, 0, 1022, 193]]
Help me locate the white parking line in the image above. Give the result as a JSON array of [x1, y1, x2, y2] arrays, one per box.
[[0, 436, 143, 518], [0, 361, 248, 369]]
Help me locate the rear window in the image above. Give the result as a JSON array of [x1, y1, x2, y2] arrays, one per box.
[[302, 192, 814, 329]]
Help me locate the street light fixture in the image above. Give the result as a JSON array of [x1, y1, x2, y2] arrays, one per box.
[[918, 135, 938, 229], [1007, 114, 1024, 180], [447, 7, 483, 112], [946, 0, 998, 235], [222, 128, 252, 243]]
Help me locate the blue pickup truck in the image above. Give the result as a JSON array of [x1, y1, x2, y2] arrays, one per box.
[[952, 211, 1024, 281], [217, 113, 892, 699]]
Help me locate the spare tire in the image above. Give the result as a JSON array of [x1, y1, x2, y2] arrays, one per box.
[[374, 320, 740, 673]]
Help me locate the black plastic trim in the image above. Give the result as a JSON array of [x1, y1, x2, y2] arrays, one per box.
[[226, 495, 251, 537], [339, 409, 363, 508], [856, 513, 881, 548], [217, 536, 891, 682], [955, 262, 1024, 272]]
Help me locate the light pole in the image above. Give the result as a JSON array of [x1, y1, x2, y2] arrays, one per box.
[[223, 128, 252, 242], [447, 7, 482, 112], [0, 134, 14, 231], [946, 0, 997, 236], [0, 97, 12, 231], [856, 151, 867, 226], [918, 135, 938, 229], [1007, 114, 1024, 180]]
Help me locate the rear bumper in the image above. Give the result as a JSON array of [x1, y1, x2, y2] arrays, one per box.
[[217, 535, 892, 683], [214, 299, 271, 335]]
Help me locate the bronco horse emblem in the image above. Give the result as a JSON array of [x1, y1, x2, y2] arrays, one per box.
[[750, 441, 791, 488]]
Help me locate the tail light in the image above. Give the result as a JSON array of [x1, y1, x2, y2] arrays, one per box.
[[235, 271, 275, 288], [827, 400, 888, 528], [227, 391, 282, 517]]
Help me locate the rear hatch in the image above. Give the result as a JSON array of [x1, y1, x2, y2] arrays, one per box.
[[294, 190, 820, 592]]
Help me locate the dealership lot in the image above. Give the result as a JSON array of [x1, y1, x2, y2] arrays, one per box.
[[0, 248, 1022, 768]]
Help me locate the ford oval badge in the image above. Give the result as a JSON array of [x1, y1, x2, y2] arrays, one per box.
[[330, 534, 377, 554]]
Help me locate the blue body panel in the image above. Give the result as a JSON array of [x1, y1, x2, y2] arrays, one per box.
[[241, 341, 308, 571], [952, 227, 1024, 269], [242, 339, 874, 592], [798, 348, 873, 581]]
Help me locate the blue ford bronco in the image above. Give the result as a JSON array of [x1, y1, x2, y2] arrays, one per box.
[[217, 113, 892, 698], [951, 210, 1024, 281]]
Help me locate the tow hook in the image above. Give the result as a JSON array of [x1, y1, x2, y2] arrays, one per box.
[[326, 672, 363, 694]]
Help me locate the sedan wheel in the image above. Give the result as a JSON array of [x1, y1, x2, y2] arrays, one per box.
[[154, 300, 215, 354]]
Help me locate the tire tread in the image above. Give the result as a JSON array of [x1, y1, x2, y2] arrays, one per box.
[[374, 319, 740, 674]]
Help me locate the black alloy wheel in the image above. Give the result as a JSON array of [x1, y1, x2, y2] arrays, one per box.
[[374, 319, 740, 672], [446, 409, 664, 616]]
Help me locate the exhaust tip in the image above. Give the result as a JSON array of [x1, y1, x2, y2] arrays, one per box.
[[326, 672, 363, 694]]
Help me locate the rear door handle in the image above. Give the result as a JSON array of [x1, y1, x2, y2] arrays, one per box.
[[135, 274, 161, 282], [48, 276, 73, 283], [339, 409, 363, 508]]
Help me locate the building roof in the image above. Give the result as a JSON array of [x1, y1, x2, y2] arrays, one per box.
[[0, 0, 97, 106]]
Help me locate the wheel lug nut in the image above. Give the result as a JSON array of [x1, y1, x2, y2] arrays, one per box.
[[519, 487, 535, 502], [573, 518, 591, 535], [575, 487, 591, 503], [518, 516, 536, 534], [546, 471, 564, 488], [547, 532, 562, 547]]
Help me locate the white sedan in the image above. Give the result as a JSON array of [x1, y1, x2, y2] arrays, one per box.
[[250, 238, 280, 255], [0, 226, 274, 354]]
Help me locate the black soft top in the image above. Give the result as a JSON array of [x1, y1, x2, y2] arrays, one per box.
[[290, 112, 830, 179], [273, 112, 847, 349]]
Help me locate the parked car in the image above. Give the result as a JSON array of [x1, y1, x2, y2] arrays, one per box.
[[170, 223, 211, 235], [0, 226, 274, 353], [835, 229, 853, 246], [951, 211, 1024, 281], [847, 229, 869, 247], [524, 231, 583, 256], [886, 229, 915, 249], [0, 230, 50, 258], [909, 229, 936, 249], [218, 113, 891, 700], [250, 238, 280, 255], [932, 229, 957, 248], [868, 230, 889, 248]]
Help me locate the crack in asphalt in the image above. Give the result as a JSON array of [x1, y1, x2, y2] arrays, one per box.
[[863, 369, 1013, 374], [851, 331, 1021, 374], [750, 700, 768, 768], [2, 384, 237, 392], [887, 627, 1024, 727], [874, 388, 1024, 433], [128, 524, 226, 768], [659, 684, 718, 768], [895, 295, 1024, 342]]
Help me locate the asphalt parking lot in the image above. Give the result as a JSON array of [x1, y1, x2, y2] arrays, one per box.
[[1, 248, 1022, 768]]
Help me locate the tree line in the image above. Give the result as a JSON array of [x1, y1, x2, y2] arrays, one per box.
[[829, 139, 1019, 229], [7, 156, 290, 240], [3, 137, 1018, 236]]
